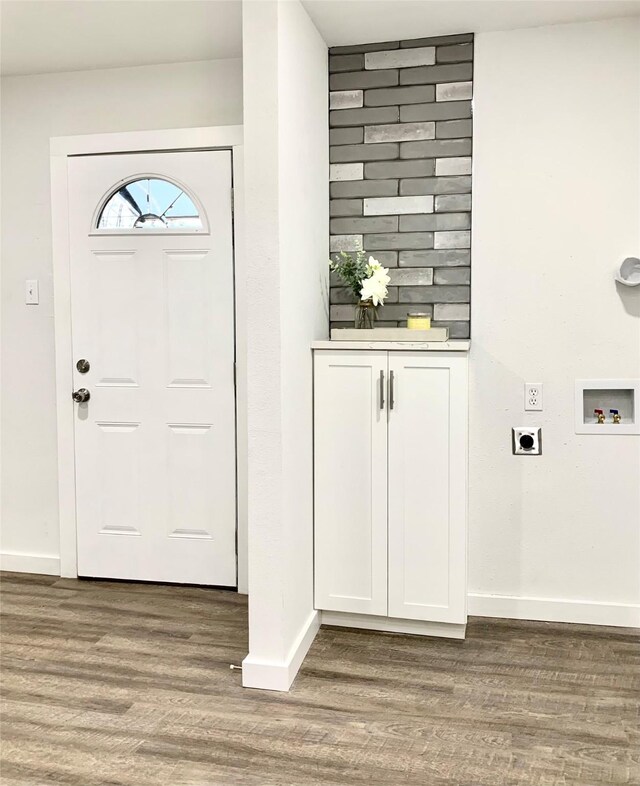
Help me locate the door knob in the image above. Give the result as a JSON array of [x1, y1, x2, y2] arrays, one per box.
[[76, 359, 90, 374], [72, 388, 91, 403]]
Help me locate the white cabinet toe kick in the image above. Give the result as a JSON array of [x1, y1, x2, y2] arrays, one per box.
[[313, 347, 469, 638]]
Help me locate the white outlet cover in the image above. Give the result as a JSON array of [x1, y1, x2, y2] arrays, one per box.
[[512, 427, 542, 455], [525, 382, 543, 411]]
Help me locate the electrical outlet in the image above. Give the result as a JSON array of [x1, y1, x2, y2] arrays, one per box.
[[525, 382, 543, 411]]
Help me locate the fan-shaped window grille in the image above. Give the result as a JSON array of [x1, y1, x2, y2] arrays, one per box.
[[97, 178, 203, 230]]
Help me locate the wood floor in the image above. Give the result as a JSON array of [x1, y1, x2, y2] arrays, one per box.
[[0, 573, 638, 786]]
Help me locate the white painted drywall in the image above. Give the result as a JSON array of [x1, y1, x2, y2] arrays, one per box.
[[470, 18, 640, 624], [0, 58, 243, 570], [242, 0, 328, 689]]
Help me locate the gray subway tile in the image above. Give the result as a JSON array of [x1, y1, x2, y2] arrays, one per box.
[[400, 34, 473, 47], [330, 106, 399, 127], [435, 193, 472, 212], [331, 320, 403, 328], [364, 195, 433, 215], [330, 41, 399, 55], [400, 138, 471, 159], [330, 69, 399, 91], [399, 285, 470, 303], [331, 179, 399, 198], [364, 159, 435, 179], [400, 175, 472, 196], [388, 268, 434, 286], [368, 250, 398, 267], [330, 216, 398, 234], [330, 199, 363, 217], [434, 230, 471, 249], [331, 286, 399, 305], [364, 232, 434, 250], [435, 156, 472, 176], [365, 85, 435, 107], [399, 212, 470, 232], [330, 143, 399, 163], [432, 320, 470, 338], [330, 286, 358, 304], [436, 81, 473, 101], [365, 47, 435, 70], [329, 54, 365, 73], [433, 268, 471, 285], [399, 63, 473, 86], [436, 119, 472, 139], [329, 90, 364, 110], [330, 234, 363, 252], [330, 127, 364, 146], [399, 249, 470, 267], [330, 163, 364, 182], [364, 121, 435, 144], [400, 100, 472, 122], [378, 304, 433, 320], [436, 43, 474, 63], [330, 303, 431, 322]]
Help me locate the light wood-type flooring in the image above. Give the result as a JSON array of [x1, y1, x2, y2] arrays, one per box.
[[0, 572, 638, 785]]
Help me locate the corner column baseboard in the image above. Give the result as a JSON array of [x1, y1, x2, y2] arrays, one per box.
[[242, 609, 320, 692], [0, 551, 61, 576], [468, 592, 640, 628]]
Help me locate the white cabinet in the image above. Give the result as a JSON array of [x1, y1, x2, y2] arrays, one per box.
[[314, 348, 468, 634], [313, 351, 388, 615]]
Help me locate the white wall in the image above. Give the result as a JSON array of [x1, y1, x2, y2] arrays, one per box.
[[470, 18, 640, 626], [0, 58, 243, 572], [242, 0, 328, 690]]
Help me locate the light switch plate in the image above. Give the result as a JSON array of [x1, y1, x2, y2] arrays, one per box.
[[25, 279, 39, 305]]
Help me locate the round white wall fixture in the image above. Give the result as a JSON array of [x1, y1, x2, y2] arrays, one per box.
[[616, 257, 640, 286]]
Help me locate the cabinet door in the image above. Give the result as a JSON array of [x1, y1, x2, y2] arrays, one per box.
[[387, 353, 468, 623], [314, 351, 388, 615]]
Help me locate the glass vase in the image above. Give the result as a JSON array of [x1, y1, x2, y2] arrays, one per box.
[[354, 300, 377, 329]]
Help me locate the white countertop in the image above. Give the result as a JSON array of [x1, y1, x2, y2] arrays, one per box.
[[311, 340, 470, 351]]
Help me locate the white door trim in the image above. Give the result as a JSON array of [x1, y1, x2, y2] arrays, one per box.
[[50, 126, 248, 593]]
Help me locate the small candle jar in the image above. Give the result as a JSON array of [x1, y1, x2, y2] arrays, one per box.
[[407, 312, 431, 330]]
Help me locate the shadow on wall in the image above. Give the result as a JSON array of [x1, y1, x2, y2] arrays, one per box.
[[468, 341, 526, 596], [615, 281, 640, 318]]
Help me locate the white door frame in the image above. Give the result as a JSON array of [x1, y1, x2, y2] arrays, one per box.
[[50, 126, 248, 593]]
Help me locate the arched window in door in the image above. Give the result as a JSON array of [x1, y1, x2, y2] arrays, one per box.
[[96, 177, 204, 230]]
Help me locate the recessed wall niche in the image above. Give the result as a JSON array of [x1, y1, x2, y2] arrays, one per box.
[[575, 379, 640, 435]]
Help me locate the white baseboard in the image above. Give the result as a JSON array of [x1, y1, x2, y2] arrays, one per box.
[[322, 610, 466, 639], [242, 609, 320, 691], [0, 551, 61, 576], [468, 592, 640, 628]]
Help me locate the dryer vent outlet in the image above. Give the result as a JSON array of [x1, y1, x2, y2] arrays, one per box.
[[512, 427, 542, 455]]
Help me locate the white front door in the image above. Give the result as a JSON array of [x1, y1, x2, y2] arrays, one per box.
[[67, 150, 236, 586]]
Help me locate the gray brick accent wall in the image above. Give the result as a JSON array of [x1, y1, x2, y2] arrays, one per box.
[[329, 34, 473, 338]]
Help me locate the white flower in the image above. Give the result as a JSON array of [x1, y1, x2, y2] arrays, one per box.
[[360, 263, 390, 306]]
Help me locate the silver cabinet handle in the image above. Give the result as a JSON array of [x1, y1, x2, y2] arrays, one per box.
[[389, 371, 395, 410], [379, 370, 385, 410]]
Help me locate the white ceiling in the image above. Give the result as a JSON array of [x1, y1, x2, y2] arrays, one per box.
[[0, 0, 243, 76], [303, 0, 640, 47], [1, 0, 639, 77]]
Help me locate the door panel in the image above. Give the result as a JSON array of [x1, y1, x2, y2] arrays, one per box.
[[387, 353, 467, 623], [314, 351, 388, 615], [68, 150, 236, 586]]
